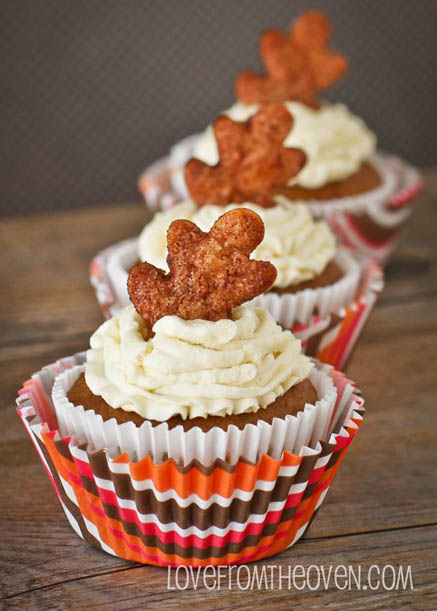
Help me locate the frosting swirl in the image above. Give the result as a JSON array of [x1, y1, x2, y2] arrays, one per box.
[[138, 199, 336, 288], [85, 304, 313, 421], [192, 101, 377, 189]]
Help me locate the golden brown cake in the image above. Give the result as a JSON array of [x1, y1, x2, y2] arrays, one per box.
[[272, 161, 382, 201], [272, 260, 343, 295]]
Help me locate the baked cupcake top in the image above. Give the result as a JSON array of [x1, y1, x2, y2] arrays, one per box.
[[86, 209, 313, 422], [138, 199, 336, 289]]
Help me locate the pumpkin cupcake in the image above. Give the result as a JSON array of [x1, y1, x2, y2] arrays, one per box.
[[139, 11, 422, 263], [19, 209, 365, 566]]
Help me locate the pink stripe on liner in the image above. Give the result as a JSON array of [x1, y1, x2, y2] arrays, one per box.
[[314, 478, 331, 497], [89, 501, 106, 518], [292, 317, 322, 333], [331, 433, 352, 452], [65, 468, 83, 487], [71, 456, 94, 480], [308, 465, 327, 485], [293, 508, 307, 522], [108, 524, 170, 565], [389, 176, 423, 209], [236, 525, 291, 565], [283, 490, 305, 509]]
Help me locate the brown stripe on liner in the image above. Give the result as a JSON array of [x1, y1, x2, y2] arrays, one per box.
[[54, 439, 100, 496], [320, 439, 337, 457], [301, 451, 344, 499], [302, 481, 317, 501], [100, 500, 300, 560], [293, 454, 319, 484], [90, 469, 293, 507], [80, 474, 99, 497], [33, 433, 105, 554], [325, 416, 364, 471], [88, 451, 325, 506], [24, 412, 39, 428], [54, 437, 75, 461], [305, 313, 343, 357], [323, 445, 344, 472], [300, 446, 345, 500]]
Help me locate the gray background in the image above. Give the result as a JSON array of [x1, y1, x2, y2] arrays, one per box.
[[2, 0, 437, 217]]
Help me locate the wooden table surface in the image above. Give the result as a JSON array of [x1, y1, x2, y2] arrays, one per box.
[[1, 172, 436, 609]]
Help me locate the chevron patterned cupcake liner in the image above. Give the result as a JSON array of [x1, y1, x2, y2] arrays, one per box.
[[17, 353, 364, 566]]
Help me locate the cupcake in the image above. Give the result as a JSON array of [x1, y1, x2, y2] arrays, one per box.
[[138, 11, 423, 263], [92, 104, 382, 369], [19, 209, 365, 566]]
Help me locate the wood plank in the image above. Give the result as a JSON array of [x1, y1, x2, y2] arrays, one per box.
[[3, 525, 436, 609]]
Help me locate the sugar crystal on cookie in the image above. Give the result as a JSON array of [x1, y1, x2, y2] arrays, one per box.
[[128, 208, 277, 332]]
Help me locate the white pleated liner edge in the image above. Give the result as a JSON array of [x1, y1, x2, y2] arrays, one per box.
[[251, 248, 361, 327], [102, 236, 361, 326], [51, 360, 361, 468]]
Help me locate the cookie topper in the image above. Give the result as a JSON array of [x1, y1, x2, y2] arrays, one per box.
[[235, 11, 348, 108], [128, 208, 277, 333], [185, 103, 306, 208]]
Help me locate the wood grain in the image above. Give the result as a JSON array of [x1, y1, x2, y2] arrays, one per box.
[[1, 170, 436, 608]]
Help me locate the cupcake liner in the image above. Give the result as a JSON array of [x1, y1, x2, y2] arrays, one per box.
[[138, 134, 423, 263], [306, 153, 423, 264], [252, 249, 361, 326], [90, 240, 383, 369], [17, 353, 364, 566]]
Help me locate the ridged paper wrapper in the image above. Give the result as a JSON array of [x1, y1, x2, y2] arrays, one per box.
[[17, 352, 364, 566]]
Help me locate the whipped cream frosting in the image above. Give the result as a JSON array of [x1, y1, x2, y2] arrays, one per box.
[[138, 200, 336, 289], [192, 101, 377, 189], [85, 304, 313, 422]]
